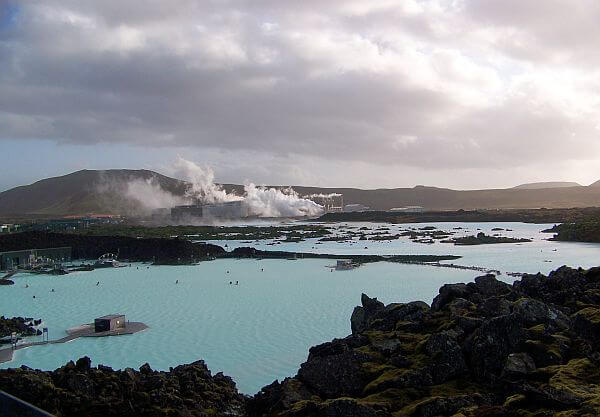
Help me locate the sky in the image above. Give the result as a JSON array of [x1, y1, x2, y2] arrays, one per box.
[[1, 0, 599, 192]]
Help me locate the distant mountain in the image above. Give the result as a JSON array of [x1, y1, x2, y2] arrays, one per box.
[[513, 182, 582, 189], [0, 170, 188, 218], [2, 170, 600, 218], [589, 180, 600, 187]]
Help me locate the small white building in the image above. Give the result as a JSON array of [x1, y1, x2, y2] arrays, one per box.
[[389, 206, 425, 213], [343, 204, 370, 212]]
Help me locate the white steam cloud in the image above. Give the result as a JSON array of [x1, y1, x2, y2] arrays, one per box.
[[172, 157, 324, 218], [173, 157, 241, 204], [244, 184, 323, 217], [125, 177, 187, 210], [94, 158, 325, 219]]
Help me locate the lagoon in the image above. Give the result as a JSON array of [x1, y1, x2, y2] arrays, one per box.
[[2, 222, 600, 394]]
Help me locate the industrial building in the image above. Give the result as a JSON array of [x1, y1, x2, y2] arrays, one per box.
[[0, 247, 72, 271], [171, 200, 248, 221], [389, 206, 426, 213], [307, 194, 344, 213], [94, 314, 126, 333], [343, 203, 370, 212]]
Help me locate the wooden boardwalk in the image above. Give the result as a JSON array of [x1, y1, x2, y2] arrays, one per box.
[[0, 322, 148, 364]]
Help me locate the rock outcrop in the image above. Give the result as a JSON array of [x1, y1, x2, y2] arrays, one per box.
[[248, 266, 600, 416], [0, 358, 245, 417], [0, 231, 225, 264], [0, 316, 41, 339]]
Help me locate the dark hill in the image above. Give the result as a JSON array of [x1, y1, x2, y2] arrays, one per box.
[[0, 169, 188, 218], [2, 170, 600, 218]]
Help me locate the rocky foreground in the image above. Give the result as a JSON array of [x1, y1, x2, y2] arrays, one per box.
[[248, 266, 600, 416], [3, 266, 600, 416], [0, 357, 245, 416]]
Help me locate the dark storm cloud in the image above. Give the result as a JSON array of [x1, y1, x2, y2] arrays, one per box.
[[1, 0, 600, 183]]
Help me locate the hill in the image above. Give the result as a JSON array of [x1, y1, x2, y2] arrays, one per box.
[[513, 181, 581, 189], [2, 170, 600, 218], [0, 170, 188, 218]]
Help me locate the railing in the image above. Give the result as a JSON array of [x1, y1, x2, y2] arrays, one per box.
[[0, 390, 55, 417]]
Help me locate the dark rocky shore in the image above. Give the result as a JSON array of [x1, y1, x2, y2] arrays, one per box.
[[0, 231, 224, 264], [318, 207, 600, 224], [0, 358, 245, 417], [3, 265, 600, 415], [227, 247, 461, 264], [0, 316, 41, 339], [443, 232, 531, 245], [544, 220, 600, 243], [248, 265, 600, 416]]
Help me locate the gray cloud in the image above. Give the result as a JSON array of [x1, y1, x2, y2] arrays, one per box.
[[1, 0, 600, 187]]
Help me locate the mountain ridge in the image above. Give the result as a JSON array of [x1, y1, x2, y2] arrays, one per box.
[[513, 181, 582, 189], [1, 169, 600, 218]]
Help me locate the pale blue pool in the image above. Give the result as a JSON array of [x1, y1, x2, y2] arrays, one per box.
[[2, 222, 599, 394]]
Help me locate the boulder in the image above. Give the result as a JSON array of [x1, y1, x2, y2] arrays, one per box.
[[298, 349, 372, 398], [468, 313, 526, 379], [431, 283, 471, 311], [470, 274, 512, 297], [351, 294, 385, 334], [425, 332, 468, 384], [502, 353, 536, 377], [513, 297, 570, 329]]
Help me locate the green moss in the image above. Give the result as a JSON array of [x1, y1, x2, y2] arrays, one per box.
[[572, 307, 600, 324], [363, 369, 409, 394], [289, 399, 316, 413], [548, 358, 600, 399], [436, 319, 457, 332], [361, 362, 395, 379], [428, 379, 486, 398], [528, 324, 546, 336], [524, 339, 562, 363], [359, 388, 424, 411], [504, 394, 527, 408], [364, 330, 394, 342]]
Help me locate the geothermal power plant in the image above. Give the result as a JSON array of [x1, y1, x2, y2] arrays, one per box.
[[169, 193, 344, 221], [171, 200, 249, 221]]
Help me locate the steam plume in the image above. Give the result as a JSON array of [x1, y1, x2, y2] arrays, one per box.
[[173, 158, 324, 217]]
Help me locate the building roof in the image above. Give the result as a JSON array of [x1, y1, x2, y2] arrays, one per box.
[[95, 314, 125, 320]]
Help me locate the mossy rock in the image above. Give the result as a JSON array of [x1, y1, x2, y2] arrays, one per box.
[[363, 368, 430, 395], [548, 358, 600, 403], [359, 388, 424, 411], [572, 307, 600, 324], [361, 362, 396, 379], [503, 394, 527, 408]]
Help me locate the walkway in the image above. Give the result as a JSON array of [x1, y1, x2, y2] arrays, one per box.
[[0, 322, 148, 364]]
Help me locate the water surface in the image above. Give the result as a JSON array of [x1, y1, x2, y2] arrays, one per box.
[[2, 221, 599, 394]]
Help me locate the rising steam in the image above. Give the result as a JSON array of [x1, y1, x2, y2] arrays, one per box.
[[94, 158, 325, 219], [174, 157, 323, 217]]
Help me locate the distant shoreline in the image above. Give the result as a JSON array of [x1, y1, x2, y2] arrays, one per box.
[[317, 206, 600, 224]]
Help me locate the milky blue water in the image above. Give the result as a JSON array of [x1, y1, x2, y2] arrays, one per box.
[[2, 222, 600, 394]]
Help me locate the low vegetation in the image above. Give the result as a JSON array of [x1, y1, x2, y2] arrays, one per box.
[[65, 224, 332, 241], [545, 218, 600, 243]]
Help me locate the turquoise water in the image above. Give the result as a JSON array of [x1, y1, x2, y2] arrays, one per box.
[[214, 222, 600, 275], [2, 222, 600, 394]]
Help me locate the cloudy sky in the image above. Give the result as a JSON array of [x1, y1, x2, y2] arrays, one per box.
[[1, 0, 599, 191]]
